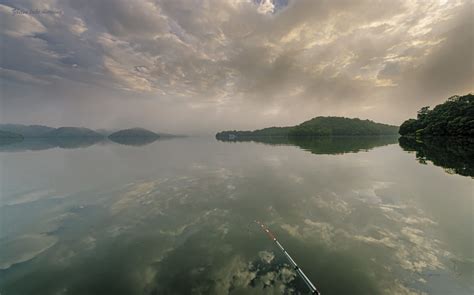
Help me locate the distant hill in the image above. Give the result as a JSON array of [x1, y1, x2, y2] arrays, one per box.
[[216, 116, 398, 140], [43, 127, 104, 138], [0, 130, 23, 139], [98, 128, 178, 138], [0, 124, 54, 137], [399, 94, 474, 137], [109, 128, 159, 139], [288, 117, 399, 136], [0, 130, 24, 146], [108, 128, 160, 146], [0, 124, 179, 139], [0, 125, 172, 150]]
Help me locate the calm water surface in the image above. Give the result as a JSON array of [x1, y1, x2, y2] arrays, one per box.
[[0, 137, 473, 294]]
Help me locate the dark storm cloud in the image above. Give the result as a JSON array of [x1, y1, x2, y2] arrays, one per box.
[[0, 0, 472, 133]]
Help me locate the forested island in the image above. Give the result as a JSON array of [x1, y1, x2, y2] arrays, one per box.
[[399, 94, 473, 137], [397, 94, 473, 177], [216, 116, 399, 140]]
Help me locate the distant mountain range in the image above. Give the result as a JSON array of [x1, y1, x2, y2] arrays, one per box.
[[0, 124, 54, 137], [0, 129, 24, 139], [0, 124, 173, 139], [216, 116, 399, 140], [0, 124, 102, 138], [43, 127, 103, 138], [0, 125, 182, 150], [0, 130, 24, 146]]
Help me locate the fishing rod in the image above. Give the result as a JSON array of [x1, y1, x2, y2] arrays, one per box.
[[255, 220, 321, 295]]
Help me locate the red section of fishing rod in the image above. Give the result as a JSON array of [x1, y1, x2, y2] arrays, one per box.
[[255, 220, 277, 240], [255, 220, 321, 295]]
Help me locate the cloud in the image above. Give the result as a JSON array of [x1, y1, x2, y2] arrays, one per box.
[[0, 0, 472, 133], [0, 4, 46, 37], [0, 234, 58, 270], [69, 17, 87, 35], [1, 67, 51, 85]]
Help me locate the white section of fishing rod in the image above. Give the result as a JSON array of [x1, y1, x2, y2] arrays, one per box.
[[255, 220, 320, 294], [275, 240, 297, 266], [297, 268, 319, 294], [274, 239, 320, 294]]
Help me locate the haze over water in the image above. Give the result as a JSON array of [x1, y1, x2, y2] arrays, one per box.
[[0, 136, 472, 294]]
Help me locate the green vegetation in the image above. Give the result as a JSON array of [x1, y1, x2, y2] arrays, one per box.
[[216, 126, 292, 139], [399, 94, 474, 137], [216, 116, 398, 140], [288, 117, 398, 136]]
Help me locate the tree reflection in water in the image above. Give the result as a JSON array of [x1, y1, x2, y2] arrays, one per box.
[[399, 136, 474, 177]]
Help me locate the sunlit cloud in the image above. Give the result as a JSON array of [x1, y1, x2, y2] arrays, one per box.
[[0, 0, 472, 133]]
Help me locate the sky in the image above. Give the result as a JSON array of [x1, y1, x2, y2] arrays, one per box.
[[0, 0, 472, 134]]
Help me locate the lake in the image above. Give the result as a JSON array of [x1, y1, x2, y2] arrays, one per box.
[[0, 136, 473, 294]]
